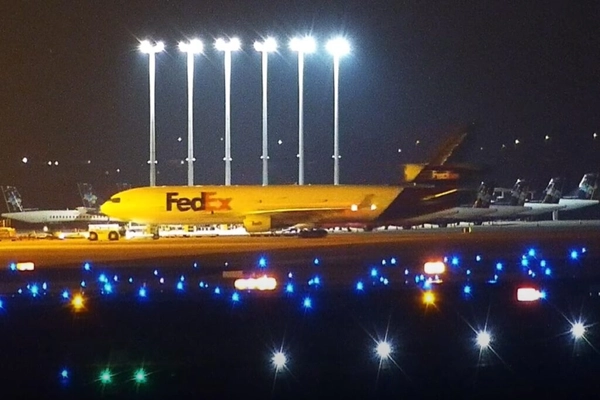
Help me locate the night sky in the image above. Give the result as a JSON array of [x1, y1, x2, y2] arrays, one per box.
[[1, 1, 599, 208]]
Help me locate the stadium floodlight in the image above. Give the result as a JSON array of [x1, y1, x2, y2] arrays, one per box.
[[215, 38, 241, 185], [326, 38, 350, 185], [179, 39, 204, 186], [139, 40, 165, 187], [289, 36, 316, 185], [254, 38, 277, 185]]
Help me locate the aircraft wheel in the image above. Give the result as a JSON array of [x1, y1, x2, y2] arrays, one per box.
[[108, 231, 119, 241], [88, 232, 98, 241]]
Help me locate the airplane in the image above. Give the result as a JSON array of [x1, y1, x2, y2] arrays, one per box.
[[0, 185, 120, 226], [422, 172, 600, 227], [99, 128, 479, 238]]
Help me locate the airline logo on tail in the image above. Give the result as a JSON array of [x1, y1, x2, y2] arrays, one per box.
[[166, 192, 232, 212], [2, 186, 24, 213]]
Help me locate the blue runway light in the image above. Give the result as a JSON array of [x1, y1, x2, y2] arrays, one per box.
[[540, 260, 547, 268], [60, 369, 69, 380], [286, 283, 294, 293], [582, 247, 587, 254], [496, 263, 503, 271], [0, 299, 3, 308], [128, 277, 133, 283], [391, 257, 397, 265], [193, 262, 198, 268], [231, 292, 240, 302], [476, 255, 482, 262], [381, 259, 387, 266], [288, 272, 293, 278], [138, 287, 147, 297], [199, 281, 205, 288], [463, 285, 471, 295], [176, 282, 184, 291], [443, 256, 448, 263], [451, 257, 459, 266], [98, 274, 107, 283], [103, 283, 112, 294], [414, 276, 420, 283], [404, 269, 409, 276], [371, 268, 378, 277], [42, 282, 47, 290], [159, 278, 164, 284], [83, 262, 91, 271], [303, 297, 312, 309], [466, 269, 471, 275], [9, 263, 16, 271], [545, 268, 552, 276], [313, 258, 320, 265], [570, 250, 579, 260], [259, 257, 267, 268], [528, 248, 536, 257], [62, 290, 69, 299], [30, 284, 39, 296], [153, 269, 158, 276], [81, 280, 86, 288], [180, 275, 185, 282], [214, 287, 221, 295], [423, 280, 432, 290], [540, 290, 547, 299], [17, 289, 22, 294], [113, 275, 118, 282], [383, 278, 389, 285], [356, 281, 364, 291], [521, 258, 529, 267]]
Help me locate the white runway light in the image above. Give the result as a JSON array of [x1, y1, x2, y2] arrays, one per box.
[[272, 351, 287, 370], [476, 330, 491, 349], [571, 322, 586, 339], [376, 341, 392, 359]]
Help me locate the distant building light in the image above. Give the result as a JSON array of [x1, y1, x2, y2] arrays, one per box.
[[514, 139, 520, 145], [21, 157, 28, 163]]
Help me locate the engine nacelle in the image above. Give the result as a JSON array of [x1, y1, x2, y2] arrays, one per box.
[[243, 215, 272, 233]]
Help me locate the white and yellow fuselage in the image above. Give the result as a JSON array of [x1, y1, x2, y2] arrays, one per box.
[[100, 185, 404, 232]]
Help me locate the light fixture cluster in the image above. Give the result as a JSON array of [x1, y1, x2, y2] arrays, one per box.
[[139, 36, 349, 56]]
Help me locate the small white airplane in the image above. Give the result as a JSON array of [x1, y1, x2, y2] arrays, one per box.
[[1, 185, 121, 225]]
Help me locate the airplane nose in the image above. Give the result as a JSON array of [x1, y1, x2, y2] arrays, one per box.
[[100, 200, 112, 216]]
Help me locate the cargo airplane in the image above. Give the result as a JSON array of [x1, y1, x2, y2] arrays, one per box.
[[99, 129, 478, 238]]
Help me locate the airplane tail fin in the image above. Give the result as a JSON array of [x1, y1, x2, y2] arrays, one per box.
[[401, 124, 481, 185], [473, 181, 495, 208], [508, 179, 529, 206], [572, 173, 599, 200], [1, 186, 24, 213], [78, 183, 101, 209], [541, 177, 563, 204]]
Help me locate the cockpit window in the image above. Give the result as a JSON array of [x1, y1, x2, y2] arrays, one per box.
[[110, 197, 121, 203]]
